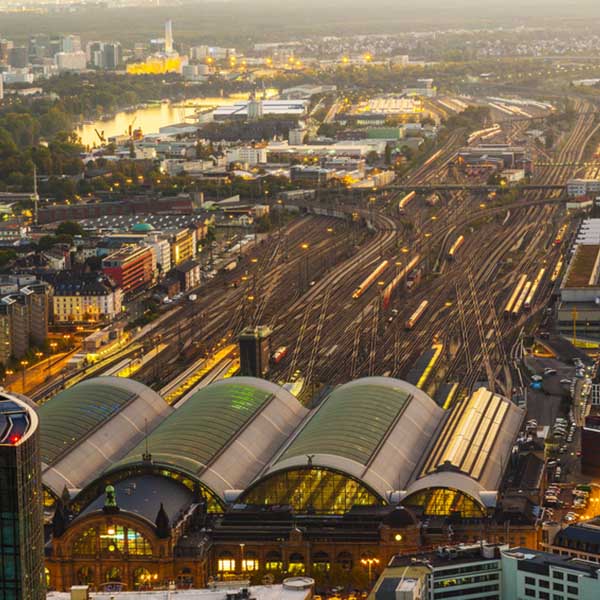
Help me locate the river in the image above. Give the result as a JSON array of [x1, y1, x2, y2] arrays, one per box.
[[76, 91, 277, 148]]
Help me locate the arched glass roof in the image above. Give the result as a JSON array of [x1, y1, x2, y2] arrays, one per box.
[[108, 377, 308, 499], [38, 377, 172, 495], [257, 377, 445, 500]]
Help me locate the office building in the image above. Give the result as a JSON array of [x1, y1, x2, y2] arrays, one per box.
[[0, 393, 45, 599], [239, 326, 272, 377], [372, 545, 600, 600], [502, 547, 600, 599], [169, 227, 197, 266], [60, 34, 81, 53], [103, 42, 122, 69], [55, 51, 87, 72], [8, 46, 28, 69], [102, 245, 155, 295], [164, 20, 174, 55]]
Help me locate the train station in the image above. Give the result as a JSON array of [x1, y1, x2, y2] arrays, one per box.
[[40, 375, 534, 591]]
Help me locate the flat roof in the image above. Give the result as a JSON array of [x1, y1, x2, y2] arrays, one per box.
[[47, 583, 313, 600], [564, 244, 600, 288]]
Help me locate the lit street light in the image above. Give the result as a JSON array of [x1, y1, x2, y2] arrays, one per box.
[[361, 557, 380, 582]]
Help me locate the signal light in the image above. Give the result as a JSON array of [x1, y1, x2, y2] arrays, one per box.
[[9, 434, 21, 444]]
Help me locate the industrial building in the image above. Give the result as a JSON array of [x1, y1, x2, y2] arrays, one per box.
[[39, 376, 533, 592], [213, 100, 309, 120], [558, 242, 600, 340]]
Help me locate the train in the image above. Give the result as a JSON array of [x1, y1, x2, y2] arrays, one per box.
[[421, 149, 443, 169], [398, 191, 416, 213], [550, 256, 564, 283], [524, 267, 546, 310], [554, 224, 568, 245], [271, 346, 288, 364], [512, 281, 532, 317], [447, 235, 465, 260], [352, 260, 389, 299], [383, 255, 420, 309], [467, 124, 501, 145], [504, 274, 528, 315], [405, 300, 429, 330]]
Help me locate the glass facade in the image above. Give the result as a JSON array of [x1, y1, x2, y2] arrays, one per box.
[[0, 397, 45, 600], [403, 487, 486, 518], [242, 468, 381, 514], [72, 523, 153, 556]]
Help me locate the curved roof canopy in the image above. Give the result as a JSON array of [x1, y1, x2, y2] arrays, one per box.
[[403, 387, 524, 511], [259, 377, 445, 500], [132, 222, 155, 232], [108, 377, 308, 499], [38, 377, 172, 496]]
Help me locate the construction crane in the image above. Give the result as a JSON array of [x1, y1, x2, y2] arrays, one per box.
[[128, 116, 137, 138], [94, 129, 106, 144]]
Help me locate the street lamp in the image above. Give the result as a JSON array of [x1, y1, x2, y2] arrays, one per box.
[[361, 557, 380, 582], [240, 543, 245, 573], [20, 360, 29, 392]]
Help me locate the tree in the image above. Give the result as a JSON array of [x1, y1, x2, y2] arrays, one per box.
[[56, 221, 84, 237]]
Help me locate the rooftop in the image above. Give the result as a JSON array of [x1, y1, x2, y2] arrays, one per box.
[[564, 244, 600, 288], [0, 393, 37, 446], [266, 377, 445, 499], [38, 377, 172, 495], [47, 582, 313, 600]]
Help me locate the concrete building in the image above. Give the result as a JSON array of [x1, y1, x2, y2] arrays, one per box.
[[0, 282, 51, 363], [567, 179, 600, 198], [102, 246, 155, 295], [225, 146, 268, 165], [55, 51, 87, 72], [558, 243, 600, 340], [52, 273, 122, 324], [502, 547, 600, 599], [169, 227, 197, 266], [373, 544, 600, 600], [173, 259, 201, 291]]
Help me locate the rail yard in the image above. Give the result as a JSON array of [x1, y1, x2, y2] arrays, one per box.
[[26, 95, 600, 416]]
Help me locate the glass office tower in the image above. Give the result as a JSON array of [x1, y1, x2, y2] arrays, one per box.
[[0, 394, 45, 599]]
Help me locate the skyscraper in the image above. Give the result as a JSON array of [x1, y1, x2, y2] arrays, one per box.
[[0, 394, 45, 599], [164, 20, 174, 54]]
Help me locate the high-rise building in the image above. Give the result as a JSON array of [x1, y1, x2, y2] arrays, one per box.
[[239, 326, 272, 377], [60, 34, 81, 53], [103, 42, 122, 69], [0, 393, 45, 599], [164, 20, 174, 55], [8, 46, 29, 69]]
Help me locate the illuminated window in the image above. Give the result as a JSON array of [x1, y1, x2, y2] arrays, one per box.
[[242, 559, 259, 571], [403, 487, 485, 518], [218, 552, 236, 572], [242, 468, 381, 514], [265, 551, 283, 571], [313, 552, 330, 572], [73, 524, 152, 557], [288, 552, 305, 574]]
